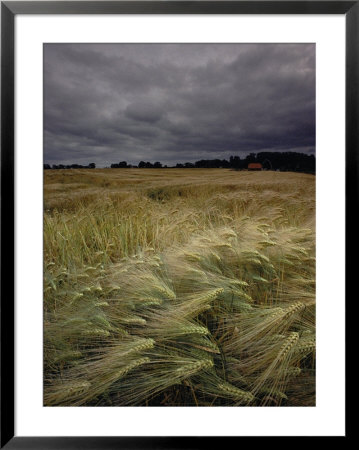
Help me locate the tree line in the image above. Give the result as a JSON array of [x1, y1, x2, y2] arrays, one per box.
[[44, 152, 315, 173], [111, 152, 315, 173], [44, 163, 96, 170]]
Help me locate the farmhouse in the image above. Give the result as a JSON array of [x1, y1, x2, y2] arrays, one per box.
[[248, 163, 263, 171]]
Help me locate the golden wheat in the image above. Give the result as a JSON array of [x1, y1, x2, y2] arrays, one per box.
[[44, 169, 315, 406]]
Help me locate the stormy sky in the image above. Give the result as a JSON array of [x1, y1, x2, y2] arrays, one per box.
[[44, 43, 315, 167]]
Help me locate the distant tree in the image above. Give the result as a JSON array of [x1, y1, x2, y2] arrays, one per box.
[[245, 153, 257, 164], [229, 156, 241, 170], [69, 164, 84, 169], [261, 159, 272, 170], [138, 161, 146, 168], [118, 161, 127, 168], [153, 161, 162, 168], [196, 158, 228, 168], [44, 164, 51, 170], [88, 163, 96, 169]]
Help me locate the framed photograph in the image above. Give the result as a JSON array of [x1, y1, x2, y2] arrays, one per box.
[[1, 1, 353, 446]]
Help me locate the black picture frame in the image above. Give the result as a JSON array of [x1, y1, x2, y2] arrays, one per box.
[[1, 1, 353, 447]]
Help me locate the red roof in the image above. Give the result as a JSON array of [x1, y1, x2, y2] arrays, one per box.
[[248, 163, 262, 169]]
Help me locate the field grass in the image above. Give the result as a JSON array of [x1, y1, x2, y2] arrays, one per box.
[[44, 168, 315, 406]]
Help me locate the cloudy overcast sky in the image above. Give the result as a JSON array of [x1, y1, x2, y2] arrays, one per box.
[[44, 43, 315, 167]]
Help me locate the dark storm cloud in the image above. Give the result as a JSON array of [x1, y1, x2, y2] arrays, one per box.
[[44, 43, 315, 167]]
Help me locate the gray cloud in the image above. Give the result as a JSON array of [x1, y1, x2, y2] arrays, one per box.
[[44, 43, 315, 167], [125, 102, 164, 124]]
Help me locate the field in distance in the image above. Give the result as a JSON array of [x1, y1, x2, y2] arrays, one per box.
[[44, 169, 315, 406]]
